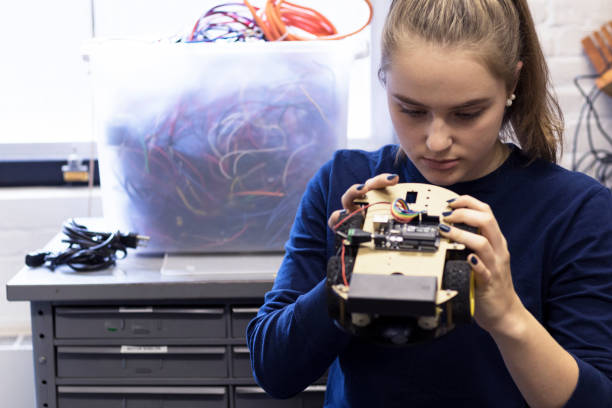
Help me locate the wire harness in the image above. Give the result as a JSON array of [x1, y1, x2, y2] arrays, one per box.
[[242, 0, 372, 41], [25, 219, 149, 272], [93, 2, 370, 252], [102, 53, 344, 251], [181, 1, 373, 43]]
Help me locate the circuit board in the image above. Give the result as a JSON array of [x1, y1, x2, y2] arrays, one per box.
[[371, 215, 440, 252]]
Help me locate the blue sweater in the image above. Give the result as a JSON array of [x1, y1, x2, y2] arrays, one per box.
[[247, 144, 612, 407]]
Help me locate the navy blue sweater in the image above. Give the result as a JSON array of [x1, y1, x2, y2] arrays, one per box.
[[247, 145, 612, 407]]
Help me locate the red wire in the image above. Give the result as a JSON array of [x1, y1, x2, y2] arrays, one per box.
[[341, 244, 349, 287], [189, 19, 200, 41], [174, 150, 207, 188], [335, 201, 392, 288], [151, 145, 178, 177], [332, 201, 390, 231], [282, 1, 337, 33]]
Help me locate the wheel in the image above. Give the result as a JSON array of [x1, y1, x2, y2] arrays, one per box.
[[326, 256, 341, 287], [326, 255, 356, 288], [442, 260, 474, 325], [326, 255, 354, 326]]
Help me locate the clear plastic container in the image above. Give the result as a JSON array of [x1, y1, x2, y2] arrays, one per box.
[[87, 39, 361, 253]]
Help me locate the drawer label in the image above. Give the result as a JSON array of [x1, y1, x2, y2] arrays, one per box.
[[119, 307, 153, 313], [120, 346, 168, 354]]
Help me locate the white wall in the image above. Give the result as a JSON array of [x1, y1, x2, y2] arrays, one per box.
[[0, 188, 102, 334], [0, 336, 35, 408], [0, 189, 102, 407], [0, 0, 610, 406]]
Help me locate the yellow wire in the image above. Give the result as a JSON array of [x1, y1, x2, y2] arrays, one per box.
[[176, 186, 208, 216]]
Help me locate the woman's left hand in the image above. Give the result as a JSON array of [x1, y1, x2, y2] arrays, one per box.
[[440, 195, 524, 335]]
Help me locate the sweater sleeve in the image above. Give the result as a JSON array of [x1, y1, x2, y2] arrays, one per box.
[[545, 186, 612, 407], [246, 161, 351, 399]]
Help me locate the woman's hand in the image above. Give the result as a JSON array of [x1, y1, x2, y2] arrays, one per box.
[[440, 195, 525, 336], [327, 173, 399, 230]]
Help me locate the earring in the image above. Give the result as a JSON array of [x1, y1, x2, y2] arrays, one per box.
[[506, 93, 516, 107]]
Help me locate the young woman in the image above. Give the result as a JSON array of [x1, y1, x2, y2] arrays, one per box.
[[247, 1, 612, 406]]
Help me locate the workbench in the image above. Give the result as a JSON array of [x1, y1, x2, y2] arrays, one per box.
[[6, 233, 325, 408]]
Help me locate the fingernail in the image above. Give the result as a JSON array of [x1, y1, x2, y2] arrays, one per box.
[[470, 256, 478, 265], [446, 198, 456, 203], [387, 174, 398, 180], [438, 224, 451, 232], [356, 184, 365, 191], [442, 211, 453, 216]]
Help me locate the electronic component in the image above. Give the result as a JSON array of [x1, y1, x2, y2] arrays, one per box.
[[372, 215, 439, 252], [327, 183, 475, 345]]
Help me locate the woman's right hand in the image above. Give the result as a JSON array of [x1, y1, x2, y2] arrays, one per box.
[[327, 173, 400, 229]]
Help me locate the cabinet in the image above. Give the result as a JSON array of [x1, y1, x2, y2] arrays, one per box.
[[7, 243, 326, 408]]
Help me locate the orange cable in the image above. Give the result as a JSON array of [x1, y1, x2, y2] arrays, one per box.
[[243, 0, 273, 40], [268, 1, 288, 39], [290, 2, 337, 32], [232, 190, 285, 197], [243, 0, 372, 41]]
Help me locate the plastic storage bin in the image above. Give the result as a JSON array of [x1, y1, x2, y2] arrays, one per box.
[[88, 39, 360, 253]]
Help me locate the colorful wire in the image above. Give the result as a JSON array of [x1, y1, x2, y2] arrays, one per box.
[[390, 198, 421, 223], [185, 3, 264, 43], [104, 64, 340, 251], [242, 0, 373, 41]]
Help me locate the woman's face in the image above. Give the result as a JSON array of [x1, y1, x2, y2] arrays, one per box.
[[385, 42, 511, 186]]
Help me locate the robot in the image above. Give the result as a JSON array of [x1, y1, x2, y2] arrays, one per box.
[[326, 183, 476, 345]]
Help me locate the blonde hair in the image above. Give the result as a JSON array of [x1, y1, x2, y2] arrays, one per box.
[[379, 0, 563, 163]]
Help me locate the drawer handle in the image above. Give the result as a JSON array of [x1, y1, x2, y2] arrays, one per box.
[[231, 307, 260, 314], [57, 346, 227, 355], [235, 385, 325, 395], [56, 307, 225, 315], [58, 386, 226, 395]]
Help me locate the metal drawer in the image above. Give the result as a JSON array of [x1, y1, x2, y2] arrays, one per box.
[[230, 307, 259, 339], [231, 346, 252, 378], [57, 386, 228, 408], [231, 347, 327, 384], [234, 385, 325, 408], [57, 346, 228, 378], [54, 306, 226, 339]]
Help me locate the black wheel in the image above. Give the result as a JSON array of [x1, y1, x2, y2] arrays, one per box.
[[326, 255, 354, 326], [326, 255, 356, 288], [442, 260, 474, 325], [326, 256, 341, 287]]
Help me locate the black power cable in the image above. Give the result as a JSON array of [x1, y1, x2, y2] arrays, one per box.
[[25, 219, 149, 272]]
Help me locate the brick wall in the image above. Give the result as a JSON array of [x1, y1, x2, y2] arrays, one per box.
[[530, 0, 612, 171]]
